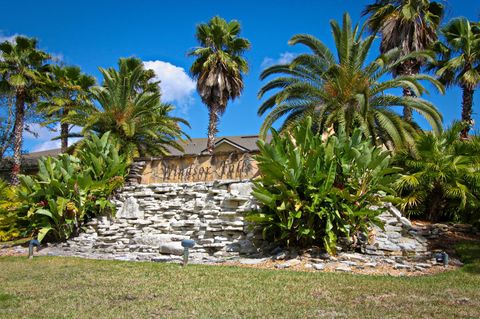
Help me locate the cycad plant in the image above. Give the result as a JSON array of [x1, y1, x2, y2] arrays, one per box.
[[395, 123, 480, 222], [67, 57, 189, 161], [258, 13, 443, 149], [189, 16, 250, 154]]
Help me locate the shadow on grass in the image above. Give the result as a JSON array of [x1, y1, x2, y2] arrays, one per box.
[[0, 293, 18, 308], [456, 241, 480, 275]]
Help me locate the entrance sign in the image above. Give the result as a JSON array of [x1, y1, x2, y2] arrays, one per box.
[[140, 152, 259, 184]]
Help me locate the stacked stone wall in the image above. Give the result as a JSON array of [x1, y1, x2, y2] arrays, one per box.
[[61, 181, 434, 263], [64, 181, 260, 262]]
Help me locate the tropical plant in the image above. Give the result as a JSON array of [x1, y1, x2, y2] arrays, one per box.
[[0, 179, 30, 241], [258, 13, 443, 149], [67, 57, 189, 161], [363, 0, 444, 121], [189, 16, 251, 154], [249, 117, 397, 255], [18, 132, 127, 242], [0, 36, 51, 184], [395, 122, 480, 222], [430, 18, 480, 138], [39, 65, 95, 152]]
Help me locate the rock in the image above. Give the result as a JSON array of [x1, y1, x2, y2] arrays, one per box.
[[340, 261, 357, 267], [239, 258, 266, 265], [313, 263, 325, 271], [393, 263, 411, 270], [449, 258, 464, 267], [286, 259, 301, 266], [116, 197, 144, 219], [159, 242, 184, 256], [335, 266, 352, 272], [364, 262, 377, 268], [339, 253, 367, 262], [275, 263, 290, 269], [274, 251, 288, 260], [415, 263, 432, 269], [318, 253, 331, 260], [228, 182, 253, 197]]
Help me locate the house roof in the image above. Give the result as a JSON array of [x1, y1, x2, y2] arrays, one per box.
[[18, 135, 272, 162], [165, 135, 272, 156]]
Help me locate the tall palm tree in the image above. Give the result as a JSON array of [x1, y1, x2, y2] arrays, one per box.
[[258, 13, 443, 149], [0, 37, 50, 184], [67, 57, 189, 161], [40, 65, 95, 152], [431, 18, 480, 138], [189, 16, 250, 154], [363, 0, 444, 122]]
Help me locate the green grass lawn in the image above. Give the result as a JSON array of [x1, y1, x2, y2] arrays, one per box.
[[0, 246, 479, 319]]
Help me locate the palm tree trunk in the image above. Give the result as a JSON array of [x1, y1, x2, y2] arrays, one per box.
[[402, 87, 414, 122], [461, 85, 474, 139], [60, 121, 68, 153], [400, 60, 418, 123], [207, 105, 219, 154], [427, 183, 444, 222], [10, 89, 26, 185]]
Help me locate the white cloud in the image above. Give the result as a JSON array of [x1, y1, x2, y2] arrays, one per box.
[[51, 52, 64, 62], [0, 32, 21, 43], [32, 139, 61, 152], [143, 60, 196, 114], [25, 124, 81, 152], [261, 52, 297, 68]]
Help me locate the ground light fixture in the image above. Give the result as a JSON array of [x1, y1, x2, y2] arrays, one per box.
[[28, 239, 40, 259], [181, 239, 195, 266], [435, 251, 449, 267]]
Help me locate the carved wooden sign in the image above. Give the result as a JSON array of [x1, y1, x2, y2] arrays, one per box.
[[140, 152, 259, 184]]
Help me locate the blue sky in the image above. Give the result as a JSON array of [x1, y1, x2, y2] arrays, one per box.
[[1, 0, 479, 152]]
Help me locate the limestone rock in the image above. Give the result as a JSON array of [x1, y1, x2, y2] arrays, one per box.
[[313, 263, 325, 270], [159, 242, 184, 256], [116, 197, 144, 219]]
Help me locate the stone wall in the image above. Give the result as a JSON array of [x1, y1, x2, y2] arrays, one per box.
[[63, 181, 261, 262], [61, 181, 431, 263], [412, 222, 479, 240]]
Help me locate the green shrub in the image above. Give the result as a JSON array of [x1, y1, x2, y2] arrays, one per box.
[[18, 132, 128, 242], [249, 117, 397, 254], [395, 123, 480, 223], [0, 180, 31, 242]]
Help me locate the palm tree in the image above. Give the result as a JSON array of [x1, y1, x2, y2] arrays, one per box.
[[363, 0, 444, 122], [258, 13, 443, 149], [67, 57, 189, 161], [189, 16, 251, 154], [395, 122, 480, 222], [40, 65, 95, 152], [0, 37, 50, 184], [431, 18, 480, 138]]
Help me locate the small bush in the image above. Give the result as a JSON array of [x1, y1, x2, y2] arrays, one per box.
[[249, 117, 397, 254], [18, 132, 128, 242], [395, 123, 480, 223], [0, 180, 31, 242]]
